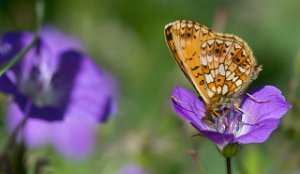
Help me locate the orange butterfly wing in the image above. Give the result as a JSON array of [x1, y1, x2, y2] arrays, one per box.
[[165, 20, 260, 105]]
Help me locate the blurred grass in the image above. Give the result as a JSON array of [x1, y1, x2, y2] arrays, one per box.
[[1, 0, 300, 173]]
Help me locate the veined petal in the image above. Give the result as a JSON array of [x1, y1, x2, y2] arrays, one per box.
[[171, 86, 207, 131], [200, 130, 234, 147], [236, 119, 280, 144], [241, 86, 291, 123], [237, 86, 291, 143]]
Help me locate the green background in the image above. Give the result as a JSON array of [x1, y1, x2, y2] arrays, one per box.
[[0, 0, 300, 173]]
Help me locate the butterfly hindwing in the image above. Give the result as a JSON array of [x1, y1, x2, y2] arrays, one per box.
[[165, 20, 259, 105]]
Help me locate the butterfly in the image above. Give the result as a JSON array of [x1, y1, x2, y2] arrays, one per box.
[[164, 20, 262, 125]]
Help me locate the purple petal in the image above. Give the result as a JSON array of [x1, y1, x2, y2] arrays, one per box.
[[51, 117, 96, 159], [171, 86, 236, 146], [2, 27, 118, 159], [40, 27, 84, 54], [236, 86, 291, 143], [241, 86, 291, 123], [6, 103, 51, 147], [13, 93, 65, 121], [200, 130, 235, 147], [171, 86, 207, 131], [63, 53, 118, 122], [0, 74, 18, 94], [7, 103, 97, 159], [0, 32, 31, 66], [236, 119, 280, 144]]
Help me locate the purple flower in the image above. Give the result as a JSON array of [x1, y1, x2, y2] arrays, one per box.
[[171, 86, 291, 148], [0, 27, 117, 159], [118, 165, 149, 174]]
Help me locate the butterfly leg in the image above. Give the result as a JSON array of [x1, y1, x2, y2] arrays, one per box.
[[234, 103, 257, 123], [246, 93, 269, 103]]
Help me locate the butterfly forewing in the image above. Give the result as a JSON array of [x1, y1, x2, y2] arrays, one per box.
[[165, 20, 259, 106], [165, 20, 214, 104]]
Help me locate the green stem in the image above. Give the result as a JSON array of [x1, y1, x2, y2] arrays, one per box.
[[0, 0, 44, 77], [226, 157, 232, 174]]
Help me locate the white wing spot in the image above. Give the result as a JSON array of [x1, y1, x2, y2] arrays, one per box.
[[207, 55, 213, 62], [208, 40, 214, 45], [245, 69, 251, 75], [227, 72, 235, 80], [205, 74, 214, 83], [242, 50, 247, 57], [235, 79, 243, 87], [187, 23, 193, 28], [201, 56, 207, 65], [211, 86, 216, 92], [234, 43, 241, 49], [222, 85, 229, 95], [232, 76, 239, 82], [217, 86, 222, 94], [207, 89, 214, 97], [219, 64, 225, 76], [216, 39, 222, 45], [238, 66, 246, 73], [210, 70, 215, 78], [215, 68, 219, 76], [225, 41, 232, 47]]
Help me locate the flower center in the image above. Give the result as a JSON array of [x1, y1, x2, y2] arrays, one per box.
[[211, 106, 244, 135], [20, 66, 56, 107], [18, 44, 60, 107]]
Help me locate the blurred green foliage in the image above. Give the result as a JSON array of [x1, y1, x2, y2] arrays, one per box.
[[1, 0, 300, 173]]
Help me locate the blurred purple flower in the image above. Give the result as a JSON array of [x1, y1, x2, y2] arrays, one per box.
[[171, 86, 291, 148], [118, 165, 148, 174], [0, 27, 118, 159]]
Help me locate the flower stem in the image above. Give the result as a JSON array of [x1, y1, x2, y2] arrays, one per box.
[[0, 0, 44, 77], [226, 157, 232, 174]]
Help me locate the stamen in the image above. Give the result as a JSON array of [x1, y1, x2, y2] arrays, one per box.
[[234, 104, 257, 123]]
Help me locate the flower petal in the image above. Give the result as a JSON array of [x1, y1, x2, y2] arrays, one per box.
[[51, 117, 96, 159], [199, 130, 235, 147], [236, 119, 280, 144], [62, 52, 118, 123], [40, 27, 84, 55], [0, 74, 18, 94], [0, 32, 31, 66], [171, 86, 207, 131], [237, 86, 291, 143], [241, 86, 291, 123], [13, 93, 65, 121], [6, 103, 51, 147]]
